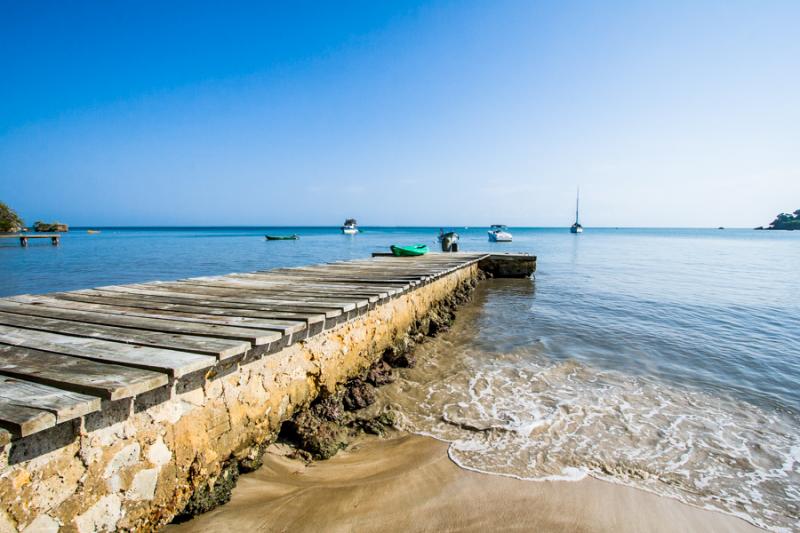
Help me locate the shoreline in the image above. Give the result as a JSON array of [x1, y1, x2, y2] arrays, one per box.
[[168, 432, 762, 532]]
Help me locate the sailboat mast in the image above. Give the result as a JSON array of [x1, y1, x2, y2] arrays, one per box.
[[575, 188, 580, 224]]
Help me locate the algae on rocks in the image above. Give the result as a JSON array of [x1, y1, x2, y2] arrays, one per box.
[[174, 460, 239, 521]]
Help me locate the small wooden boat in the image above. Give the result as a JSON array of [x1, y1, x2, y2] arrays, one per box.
[[390, 244, 429, 257], [87, 230, 101, 234], [265, 234, 299, 240]]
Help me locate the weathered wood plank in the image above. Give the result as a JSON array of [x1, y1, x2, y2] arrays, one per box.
[[8, 295, 308, 335], [70, 289, 344, 319], [0, 311, 252, 358], [267, 268, 423, 286], [0, 402, 56, 437], [0, 327, 215, 377], [229, 272, 406, 294], [0, 300, 287, 342], [189, 275, 399, 300], [0, 375, 100, 423], [97, 285, 359, 313], [53, 292, 328, 324], [0, 345, 168, 400], [176, 280, 381, 304], [142, 281, 371, 309]]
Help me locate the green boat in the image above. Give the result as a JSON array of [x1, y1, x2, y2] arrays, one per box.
[[265, 234, 299, 240], [390, 244, 429, 257]]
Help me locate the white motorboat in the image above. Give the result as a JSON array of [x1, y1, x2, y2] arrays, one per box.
[[341, 218, 359, 234], [488, 224, 513, 242], [570, 188, 583, 234]]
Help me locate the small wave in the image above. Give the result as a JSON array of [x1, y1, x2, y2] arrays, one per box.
[[382, 351, 800, 532]]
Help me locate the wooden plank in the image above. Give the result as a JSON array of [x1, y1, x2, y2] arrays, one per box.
[[0, 403, 55, 437], [0, 375, 100, 423], [268, 272, 417, 286], [97, 285, 359, 313], [0, 326, 215, 377], [51, 292, 327, 324], [188, 276, 388, 298], [229, 273, 406, 296], [142, 282, 371, 310], [0, 345, 168, 400], [192, 275, 400, 299], [267, 268, 423, 286], [176, 280, 381, 304], [68, 289, 343, 319], [0, 300, 288, 342], [7, 295, 308, 335], [0, 311, 252, 358]]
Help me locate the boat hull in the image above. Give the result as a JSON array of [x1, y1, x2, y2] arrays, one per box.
[[341, 228, 358, 234], [488, 231, 513, 242], [390, 244, 429, 257]]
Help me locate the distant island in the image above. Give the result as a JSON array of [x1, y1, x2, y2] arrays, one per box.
[[755, 209, 800, 230], [33, 221, 69, 232]]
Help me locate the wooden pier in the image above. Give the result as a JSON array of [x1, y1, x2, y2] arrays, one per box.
[[0, 252, 533, 443], [0, 234, 60, 247]]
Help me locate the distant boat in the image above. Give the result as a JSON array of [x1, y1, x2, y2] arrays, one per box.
[[488, 224, 512, 242], [87, 230, 100, 234], [718, 227, 725, 230], [570, 188, 583, 234], [265, 234, 299, 240], [390, 244, 428, 257], [341, 219, 359, 234], [438, 229, 459, 252]]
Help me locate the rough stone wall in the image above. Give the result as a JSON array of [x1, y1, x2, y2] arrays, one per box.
[[0, 264, 479, 532]]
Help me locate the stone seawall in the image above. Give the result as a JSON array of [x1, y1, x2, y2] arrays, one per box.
[[0, 264, 481, 532]]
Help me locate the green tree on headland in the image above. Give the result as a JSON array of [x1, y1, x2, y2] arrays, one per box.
[[766, 210, 800, 230], [0, 202, 23, 232]]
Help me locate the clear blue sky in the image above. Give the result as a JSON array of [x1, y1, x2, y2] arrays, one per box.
[[1, 0, 798, 227]]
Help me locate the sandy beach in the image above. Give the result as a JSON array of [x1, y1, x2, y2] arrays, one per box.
[[168, 433, 761, 532]]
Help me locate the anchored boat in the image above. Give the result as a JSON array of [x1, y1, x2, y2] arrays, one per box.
[[265, 234, 299, 240], [438, 229, 459, 252], [570, 188, 583, 234], [390, 244, 429, 257], [488, 225, 513, 242], [341, 219, 359, 234]]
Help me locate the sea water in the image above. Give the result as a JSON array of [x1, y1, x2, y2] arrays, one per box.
[[2, 227, 798, 529]]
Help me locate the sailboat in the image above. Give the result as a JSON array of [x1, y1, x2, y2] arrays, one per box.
[[570, 188, 583, 234]]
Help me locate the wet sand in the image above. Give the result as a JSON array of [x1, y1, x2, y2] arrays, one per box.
[[169, 433, 761, 532]]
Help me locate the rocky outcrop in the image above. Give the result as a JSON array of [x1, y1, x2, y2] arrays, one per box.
[[32, 221, 68, 232]]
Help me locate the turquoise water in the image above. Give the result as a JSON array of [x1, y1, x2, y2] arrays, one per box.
[[2, 226, 799, 528]]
